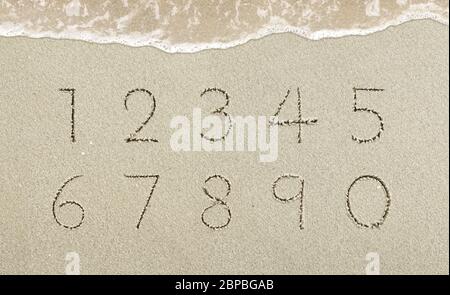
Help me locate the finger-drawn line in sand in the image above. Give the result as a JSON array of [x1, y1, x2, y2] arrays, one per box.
[[53, 175, 85, 230], [124, 174, 160, 229], [346, 175, 391, 229], [124, 88, 159, 143], [272, 173, 305, 229], [201, 174, 232, 230], [59, 88, 76, 143], [270, 87, 318, 143], [200, 87, 233, 142], [352, 87, 385, 143]]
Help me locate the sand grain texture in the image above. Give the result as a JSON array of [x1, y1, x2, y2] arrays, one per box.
[[0, 20, 448, 274]]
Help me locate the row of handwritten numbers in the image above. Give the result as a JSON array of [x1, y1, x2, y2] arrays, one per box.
[[53, 173, 391, 231], [59, 86, 385, 144]]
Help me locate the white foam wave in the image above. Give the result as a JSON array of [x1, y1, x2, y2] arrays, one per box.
[[0, 3, 448, 53]]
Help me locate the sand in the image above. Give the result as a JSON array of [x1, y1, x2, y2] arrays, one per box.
[[0, 19, 448, 274]]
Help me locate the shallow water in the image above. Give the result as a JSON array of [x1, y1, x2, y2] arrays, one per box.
[[0, 0, 448, 52]]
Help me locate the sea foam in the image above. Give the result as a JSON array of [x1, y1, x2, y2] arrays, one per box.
[[0, 0, 448, 53]]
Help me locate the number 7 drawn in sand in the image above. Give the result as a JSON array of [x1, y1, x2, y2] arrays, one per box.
[[124, 174, 160, 229]]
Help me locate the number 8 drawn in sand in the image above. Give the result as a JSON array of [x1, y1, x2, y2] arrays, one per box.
[[201, 174, 232, 230]]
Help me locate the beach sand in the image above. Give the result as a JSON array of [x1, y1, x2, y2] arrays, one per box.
[[0, 19, 448, 274]]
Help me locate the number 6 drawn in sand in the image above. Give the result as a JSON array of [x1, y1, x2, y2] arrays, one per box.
[[53, 175, 85, 230]]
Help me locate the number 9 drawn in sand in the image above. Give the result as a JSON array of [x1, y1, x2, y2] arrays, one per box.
[[272, 174, 305, 229], [201, 175, 232, 230], [52, 175, 85, 230]]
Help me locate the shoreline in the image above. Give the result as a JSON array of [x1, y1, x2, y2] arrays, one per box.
[[0, 1, 448, 53]]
